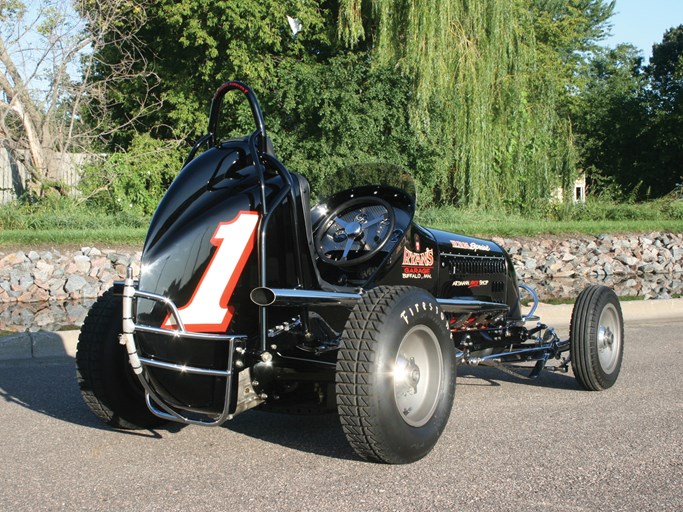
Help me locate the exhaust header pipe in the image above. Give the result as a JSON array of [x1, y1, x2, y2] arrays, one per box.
[[250, 287, 362, 308]]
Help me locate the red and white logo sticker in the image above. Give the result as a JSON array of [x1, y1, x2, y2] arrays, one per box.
[[452, 279, 490, 288], [163, 211, 260, 333], [402, 247, 434, 279]]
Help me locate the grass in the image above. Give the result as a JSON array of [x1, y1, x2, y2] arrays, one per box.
[[416, 199, 683, 237], [416, 207, 683, 238], [0, 227, 148, 247], [0, 198, 149, 248], [1, 197, 682, 248]]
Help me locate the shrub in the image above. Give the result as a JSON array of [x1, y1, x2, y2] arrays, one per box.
[[80, 134, 184, 216]]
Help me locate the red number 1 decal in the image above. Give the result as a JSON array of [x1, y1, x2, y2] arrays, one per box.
[[163, 211, 260, 333]]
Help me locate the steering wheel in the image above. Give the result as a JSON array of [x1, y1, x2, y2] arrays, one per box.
[[315, 197, 395, 267]]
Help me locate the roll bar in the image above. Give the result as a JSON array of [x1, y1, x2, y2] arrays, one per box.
[[184, 81, 269, 167], [208, 81, 267, 153]]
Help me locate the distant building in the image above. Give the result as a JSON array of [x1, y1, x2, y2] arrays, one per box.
[[552, 172, 586, 204]]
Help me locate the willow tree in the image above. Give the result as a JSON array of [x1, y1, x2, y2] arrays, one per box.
[[339, 0, 577, 210]]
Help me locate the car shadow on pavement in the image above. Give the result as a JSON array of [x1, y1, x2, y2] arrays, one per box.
[[225, 409, 358, 461], [457, 364, 582, 390], [0, 357, 184, 438], [0, 357, 355, 458]]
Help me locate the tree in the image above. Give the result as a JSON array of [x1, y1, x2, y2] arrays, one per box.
[[83, 0, 425, 194], [0, 0, 160, 197], [572, 44, 649, 196], [87, 0, 336, 145], [339, 0, 583, 209], [572, 25, 683, 198], [86, 0, 622, 211], [530, 0, 616, 116], [645, 25, 683, 195]]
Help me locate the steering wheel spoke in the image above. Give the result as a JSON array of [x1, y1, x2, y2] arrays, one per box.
[[334, 217, 349, 229], [341, 237, 355, 260], [315, 197, 396, 267]]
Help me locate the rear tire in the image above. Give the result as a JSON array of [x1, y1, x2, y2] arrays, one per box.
[[76, 288, 166, 429], [336, 286, 456, 463], [570, 285, 624, 391]]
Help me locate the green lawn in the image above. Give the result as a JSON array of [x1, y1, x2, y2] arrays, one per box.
[[1, 217, 681, 249], [1, 200, 681, 248], [0, 228, 148, 248]]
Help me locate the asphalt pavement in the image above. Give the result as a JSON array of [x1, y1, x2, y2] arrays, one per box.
[[1, 298, 681, 360], [1, 317, 682, 511]]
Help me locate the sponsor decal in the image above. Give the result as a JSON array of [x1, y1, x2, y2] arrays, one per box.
[[402, 247, 434, 279], [403, 247, 434, 267], [450, 240, 491, 252], [452, 279, 490, 288]]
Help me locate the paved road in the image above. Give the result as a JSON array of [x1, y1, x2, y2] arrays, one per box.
[[1, 320, 681, 512]]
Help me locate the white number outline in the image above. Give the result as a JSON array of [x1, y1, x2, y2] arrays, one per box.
[[162, 211, 260, 333]]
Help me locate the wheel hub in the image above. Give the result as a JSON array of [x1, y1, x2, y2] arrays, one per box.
[[596, 303, 622, 374], [599, 326, 614, 348], [398, 357, 421, 394], [392, 326, 443, 428]]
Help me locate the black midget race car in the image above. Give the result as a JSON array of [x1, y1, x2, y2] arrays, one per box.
[[76, 82, 624, 464]]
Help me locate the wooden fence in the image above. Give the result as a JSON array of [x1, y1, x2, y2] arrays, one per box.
[[0, 148, 87, 203]]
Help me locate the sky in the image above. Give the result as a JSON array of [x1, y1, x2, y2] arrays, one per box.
[[605, 0, 683, 60]]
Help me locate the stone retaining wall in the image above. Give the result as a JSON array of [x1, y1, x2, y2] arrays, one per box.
[[1, 247, 140, 304], [1, 233, 681, 304], [492, 232, 683, 280]]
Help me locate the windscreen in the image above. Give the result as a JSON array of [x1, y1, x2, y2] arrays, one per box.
[[313, 163, 416, 205]]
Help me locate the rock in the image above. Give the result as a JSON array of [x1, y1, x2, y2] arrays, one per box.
[[616, 254, 639, 267], [0, 234, 680, 305], [82, 247, 102, 258], [81, 282, 100, 298], [1, 252, 28, 266], [65, 275, 87, 293], [73, 254, 91, 273]]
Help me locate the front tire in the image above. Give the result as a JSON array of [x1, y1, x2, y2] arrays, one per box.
[[570, 285, 624, 391], [336, 286, 456, 463], [76, 288, 167, 429]]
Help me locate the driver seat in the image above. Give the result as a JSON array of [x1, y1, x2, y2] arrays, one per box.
[[288, 172, 346, 292]]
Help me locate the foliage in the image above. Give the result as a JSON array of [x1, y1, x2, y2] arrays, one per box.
[[264, 55, 421, 194], [0, 196, 149, 231], [79, 134, 183, 215], [644, 25, 683, 195], [530, 0, 615, 114], [338, 0, 585, 210], [0, 0, 160, 196], [87, 0, 336, 145], [572, 44, 649, 195], [77, 0, 678, 213], [572, 25, 683, 198], [88, 0, 628, 212]]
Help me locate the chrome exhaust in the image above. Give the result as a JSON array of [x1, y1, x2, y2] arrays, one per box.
[[250, 287, 362, 307]]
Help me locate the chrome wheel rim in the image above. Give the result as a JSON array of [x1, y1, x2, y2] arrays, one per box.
[[597, 303, 621, 374], [393, 325, 443, 427]]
